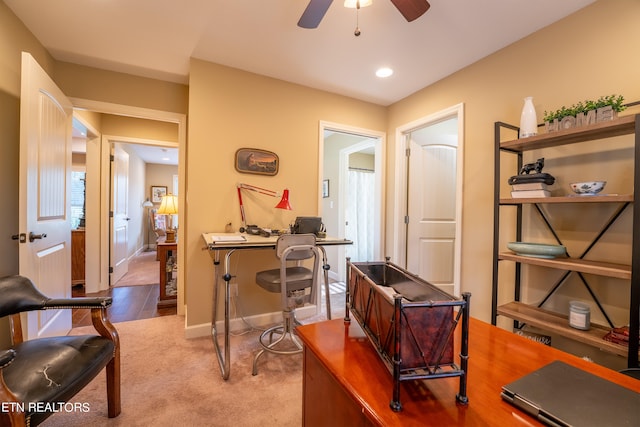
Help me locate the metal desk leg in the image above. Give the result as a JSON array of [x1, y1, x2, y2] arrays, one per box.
[[211, 249, 235, 380], [319, 246, 331, 320]]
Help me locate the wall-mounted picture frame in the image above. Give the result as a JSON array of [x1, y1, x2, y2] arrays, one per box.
[[235, 148, 279, 176], [322, 180, 330, 198], [151, 186, 167, 203]]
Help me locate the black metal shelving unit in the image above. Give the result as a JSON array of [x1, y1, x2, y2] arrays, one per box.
[[491, 113, 640, 369]]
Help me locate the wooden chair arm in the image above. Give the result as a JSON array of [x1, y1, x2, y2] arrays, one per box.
[[91, 307, 121, 417]]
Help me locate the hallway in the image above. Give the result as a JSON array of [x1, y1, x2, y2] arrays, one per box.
[[72, 250, 176, 327], [72, 250, 348, 328]]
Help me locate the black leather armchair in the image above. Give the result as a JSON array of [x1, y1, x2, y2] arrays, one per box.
[[0, 275, 120, 426]]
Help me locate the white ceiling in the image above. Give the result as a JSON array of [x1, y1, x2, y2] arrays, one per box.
[[6, 0, 595, 106], [127, 144, 179, 166]]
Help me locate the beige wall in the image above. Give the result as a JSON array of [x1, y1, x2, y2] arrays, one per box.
[[147, 164, 179, 197], [54, 61, 188, 115], [0, 1, 58, 347], [185, 59, 387, 327], [74, 109, 102, 133], [101, 115, 179, 143], [387, 0, 640, 331], [0, 2, 54, 99], [0, 1, 55, 279]]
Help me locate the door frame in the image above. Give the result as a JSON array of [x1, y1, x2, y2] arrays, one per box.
[[392, 103, 464, 293], [72, 115, 101, 294], [318, 121, 385, 280], [70, 98, 187, 315]]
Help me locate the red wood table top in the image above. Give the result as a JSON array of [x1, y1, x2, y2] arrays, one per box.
[[297, 317, 640, 426]]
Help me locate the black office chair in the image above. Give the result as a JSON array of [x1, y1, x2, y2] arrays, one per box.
[[0, 275, 120, 426], [252, 234, 321, 375]]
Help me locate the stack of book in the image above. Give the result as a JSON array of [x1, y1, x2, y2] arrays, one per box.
[[603, 325, 638, 347], [511, 182, 550, 198], [507, 172, 555, 198]]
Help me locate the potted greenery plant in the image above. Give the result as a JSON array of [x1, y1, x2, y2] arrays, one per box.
[[544, 94, 626, 132]]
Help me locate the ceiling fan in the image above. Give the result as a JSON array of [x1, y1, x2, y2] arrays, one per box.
[[298, 0, 431, 29]]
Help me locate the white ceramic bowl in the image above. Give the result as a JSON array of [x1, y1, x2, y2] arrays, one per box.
[[570, 181, 606, 195]]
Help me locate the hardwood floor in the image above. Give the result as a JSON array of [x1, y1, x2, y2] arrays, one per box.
[[72, 283, 176, 328], [70, 275, 343, 328]]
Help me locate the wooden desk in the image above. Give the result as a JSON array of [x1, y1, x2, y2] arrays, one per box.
[[202, 232, 352, 380], [297, 318, 640, 427]]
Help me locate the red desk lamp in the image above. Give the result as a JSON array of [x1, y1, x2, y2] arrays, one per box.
[[236, 183, 292, 233]]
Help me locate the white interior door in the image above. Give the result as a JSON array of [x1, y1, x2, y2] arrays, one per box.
[[19, 52, 73, 339], [406, 117, 462, 295], [111, 144, 130, 284]]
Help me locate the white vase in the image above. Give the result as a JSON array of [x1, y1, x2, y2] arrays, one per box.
[[519, 96, 538, 138]]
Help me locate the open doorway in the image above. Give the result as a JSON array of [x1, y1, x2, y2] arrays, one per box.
[[72, 98, 186, 316], [71, 115, 100, 294], [320, 121, 385, 282], [108, 138, 178, 286], [342, 141, 377, 262]]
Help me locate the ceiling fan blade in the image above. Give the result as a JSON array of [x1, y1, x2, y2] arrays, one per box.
[[390, 0, 430, 22], [298, 0, 334, 29]]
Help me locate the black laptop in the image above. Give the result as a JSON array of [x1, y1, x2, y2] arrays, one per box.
[[501, 360, 639, 427]]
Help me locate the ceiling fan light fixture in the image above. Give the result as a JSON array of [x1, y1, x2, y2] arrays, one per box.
[[376, 67, 394, 78], [344, 0, 373, 8]]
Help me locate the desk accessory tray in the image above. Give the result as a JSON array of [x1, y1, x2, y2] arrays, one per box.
[[345, 258, 470, 412]]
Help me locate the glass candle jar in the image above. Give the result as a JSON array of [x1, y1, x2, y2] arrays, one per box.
[[569, 301, 590, 330]]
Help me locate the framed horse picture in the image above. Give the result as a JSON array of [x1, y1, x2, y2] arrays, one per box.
[[235, 148, 279, 176]]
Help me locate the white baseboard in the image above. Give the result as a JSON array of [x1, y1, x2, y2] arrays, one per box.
[[131, 246, 146, 259], [327, 270, 340, 282], [184, 305, 317, 339]]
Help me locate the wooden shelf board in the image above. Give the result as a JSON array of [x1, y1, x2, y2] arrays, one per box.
[[497, 302, 634, 358], [500, 194, 633, 204], [500, 115, 637, 152], [498, 252, 631, 279]]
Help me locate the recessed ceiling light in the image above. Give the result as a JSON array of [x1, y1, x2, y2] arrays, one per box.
[[376, 67, 393, 78], [344, 0, 372, 8]]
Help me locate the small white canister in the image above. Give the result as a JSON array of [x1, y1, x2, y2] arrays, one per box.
[[569, 301, 591, 330]]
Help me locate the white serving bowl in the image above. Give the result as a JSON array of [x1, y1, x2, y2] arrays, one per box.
[[570, 181, 606, 195]]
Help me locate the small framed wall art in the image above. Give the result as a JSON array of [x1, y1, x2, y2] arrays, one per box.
[[151, 186, 167, 203], [322, 180, 330, 198], [235, 148, 279, 176]]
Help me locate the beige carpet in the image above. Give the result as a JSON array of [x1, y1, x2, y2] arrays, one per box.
[[113, 251, 159, 287], [41, 316, 303, 426]]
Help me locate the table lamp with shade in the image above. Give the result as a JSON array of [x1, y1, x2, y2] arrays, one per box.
[[157, 193, 178, 243]]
